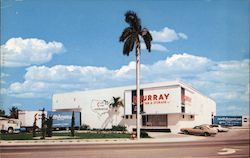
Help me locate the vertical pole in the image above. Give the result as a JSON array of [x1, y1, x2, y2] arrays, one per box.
[[136, 38, 141, 139], [41, 108, 46, 139]]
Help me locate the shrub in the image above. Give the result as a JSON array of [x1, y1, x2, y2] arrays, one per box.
[[140, 131, 150, 138], [80, 124, 90, 130], [112, 125, 127, 131]]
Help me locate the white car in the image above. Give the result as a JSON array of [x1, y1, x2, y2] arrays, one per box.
[[210, 124, 229, 132]]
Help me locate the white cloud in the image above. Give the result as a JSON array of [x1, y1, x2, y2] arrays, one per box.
[[141, 43, 168, 52], [1, 73, 9, 84], [1, 73, 9, 78], [150, 27, 188, 43], [5, 53, 249, 115], [1, 88, 8, 95], [1, 37, 64, 67], [178, 32, 188, 40]]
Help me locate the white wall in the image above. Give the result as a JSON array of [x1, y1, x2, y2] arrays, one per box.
[[52, 81, 216, 132], [53, 87, 126, 129]]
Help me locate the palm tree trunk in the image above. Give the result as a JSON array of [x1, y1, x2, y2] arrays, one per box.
[[136, 37, 141, 139]]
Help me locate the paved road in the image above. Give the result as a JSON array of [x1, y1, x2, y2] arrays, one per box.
[[1, 128, 249, 158], [1, 139, 249, 158]]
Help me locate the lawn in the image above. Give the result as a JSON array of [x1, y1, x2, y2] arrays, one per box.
[[0, 133, 34, 140], [0, 132, 131, 140]]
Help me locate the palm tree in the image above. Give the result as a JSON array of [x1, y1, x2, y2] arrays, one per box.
[[119, 11, 152, 139], [110, 97, 123, 112], [110, 97, 124, 125], [0, 109, 5, 117], [9, 106, 18, 119]]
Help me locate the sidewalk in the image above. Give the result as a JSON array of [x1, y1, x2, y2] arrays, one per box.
[[0, 133, 204, 146]]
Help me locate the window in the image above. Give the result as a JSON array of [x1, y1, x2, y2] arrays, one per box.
[[181, 87, 185, 105], [182, 115, 185, 119], [126, 115, 129, 119], [181, 106, 185, 113], [130, 115, 133, 119], [190, 115, 193, 119]]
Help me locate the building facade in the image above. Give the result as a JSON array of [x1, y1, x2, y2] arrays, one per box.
[[52, 81, 216, 133]]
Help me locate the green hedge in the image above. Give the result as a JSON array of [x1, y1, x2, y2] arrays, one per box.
[[112, 125, 127, 131]]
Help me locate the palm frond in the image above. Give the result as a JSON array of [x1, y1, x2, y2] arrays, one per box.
[[125, 11, 141, 31], [119, 27, 133, 42], [123, 34, 136, 56], [110, 97, 123, 108], [141, 28, 152, 52]]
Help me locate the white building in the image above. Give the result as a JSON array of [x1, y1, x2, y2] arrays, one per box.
[[52, 81, 216, 133]]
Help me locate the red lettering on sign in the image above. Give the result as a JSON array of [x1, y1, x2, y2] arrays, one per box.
[[132, 93, 170, 105], [153, 95, 157, 100], [164, 94, 169, 100], [159, 94, 164, 100], [181, 95, 192, 104], [133, 96, 144, 105], [148, 95, 152, 101]]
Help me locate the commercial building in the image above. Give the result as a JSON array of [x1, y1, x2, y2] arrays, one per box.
[[52, 81, 216, 133]]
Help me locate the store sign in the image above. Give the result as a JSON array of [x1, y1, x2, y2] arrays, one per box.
[[91, 99, 110, 116], [214, 116, 242, 126], [181, 95, 192, 104], [47, 111, 81, 128], [132, 93, 170, 105], [143, 93, 170, 105], [131, 89, 172, 114]]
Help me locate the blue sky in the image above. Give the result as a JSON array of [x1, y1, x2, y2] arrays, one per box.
[[1, 0, 249, 116]]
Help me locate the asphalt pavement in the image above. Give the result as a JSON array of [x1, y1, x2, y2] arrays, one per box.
[[0, 128, 249, 158]]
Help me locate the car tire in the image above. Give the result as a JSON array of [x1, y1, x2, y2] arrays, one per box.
[[184, 130, 189, 135], [204, 132, 209, 136], [8, 127, 14, 134]]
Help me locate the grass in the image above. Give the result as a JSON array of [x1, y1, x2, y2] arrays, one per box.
[[0, 132, 131, 140], [0, 133, 34, 140], [76, 133, 131, 139]]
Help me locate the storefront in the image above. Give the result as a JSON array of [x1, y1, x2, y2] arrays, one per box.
[[52, 81, 216, 133]]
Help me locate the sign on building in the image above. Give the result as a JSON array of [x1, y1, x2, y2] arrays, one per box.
[[214, 116, 242, 126]]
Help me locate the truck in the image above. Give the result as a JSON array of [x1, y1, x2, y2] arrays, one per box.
[[18, 110, 81, 131], [18, 110, 47, 132], [0, 117, 21, 133]]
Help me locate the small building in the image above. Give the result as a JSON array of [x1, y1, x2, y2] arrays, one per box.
[[52, 81, 216, 133]]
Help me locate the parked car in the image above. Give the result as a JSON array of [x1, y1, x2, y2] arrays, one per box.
[[181, 125, 218, 136], [209, 124, 229, 132]]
